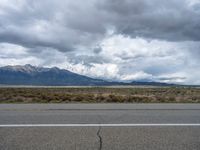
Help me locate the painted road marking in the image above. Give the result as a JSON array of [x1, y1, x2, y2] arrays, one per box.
[[0, 124, 200, 127]]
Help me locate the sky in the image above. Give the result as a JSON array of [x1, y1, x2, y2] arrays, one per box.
[[0, 0, 200, 84]]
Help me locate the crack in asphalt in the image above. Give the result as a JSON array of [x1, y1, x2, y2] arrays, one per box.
[[97, 126, 103, 150]]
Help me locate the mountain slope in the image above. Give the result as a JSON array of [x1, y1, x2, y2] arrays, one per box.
[[0, 64, 177, 86], [0, 64, 111, 86]]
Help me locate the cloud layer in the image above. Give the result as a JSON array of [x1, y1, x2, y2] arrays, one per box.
[[0, 0, 200, 84]]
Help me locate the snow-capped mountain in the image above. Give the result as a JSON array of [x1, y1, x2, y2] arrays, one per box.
[[0, 64, 176, 86], [0, 64, 111, 86]]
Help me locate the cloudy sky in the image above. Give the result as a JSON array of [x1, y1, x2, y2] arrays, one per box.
[[0, 0, 200, 84]]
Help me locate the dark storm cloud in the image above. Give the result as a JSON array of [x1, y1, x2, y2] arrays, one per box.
[[0, 0, 200, 53], [98, 0, 200, 41], [0, 30, 73, 51], [0, 0, 107, 52], [93, 46, 102, 54]]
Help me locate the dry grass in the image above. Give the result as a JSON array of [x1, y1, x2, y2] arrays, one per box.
[[0, 87, 200, 103]]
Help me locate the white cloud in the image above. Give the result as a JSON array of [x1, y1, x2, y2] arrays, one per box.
[[0, 57, 42, 67], [65, 62, 119, 80], [0, 43, 27, 56], [120, 71, 153, 81]]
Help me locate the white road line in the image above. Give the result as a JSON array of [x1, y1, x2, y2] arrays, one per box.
[[0, 124, 200, 127]]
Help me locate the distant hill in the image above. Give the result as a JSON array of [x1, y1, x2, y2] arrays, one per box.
[[130, 81, 175, 86], [0, 64, 176, 86]]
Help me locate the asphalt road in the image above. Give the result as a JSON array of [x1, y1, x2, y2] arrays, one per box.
[[0, 104, 200, 150]]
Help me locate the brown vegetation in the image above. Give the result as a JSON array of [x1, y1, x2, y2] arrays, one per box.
[[0, 87, 200, 103]]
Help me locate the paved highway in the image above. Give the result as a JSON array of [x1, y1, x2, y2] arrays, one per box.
[[0, 104, 200, 150]]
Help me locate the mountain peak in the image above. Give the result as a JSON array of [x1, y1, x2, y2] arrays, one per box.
[[7, 64, 38, 73], [23, 64, 37, 72], [24, 64, 34, 68]]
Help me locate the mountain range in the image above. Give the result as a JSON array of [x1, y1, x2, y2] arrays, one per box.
[[0, 64, 174, 86]]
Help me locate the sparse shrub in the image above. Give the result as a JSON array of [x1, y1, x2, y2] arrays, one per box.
[[0, 87, 200, 103]]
